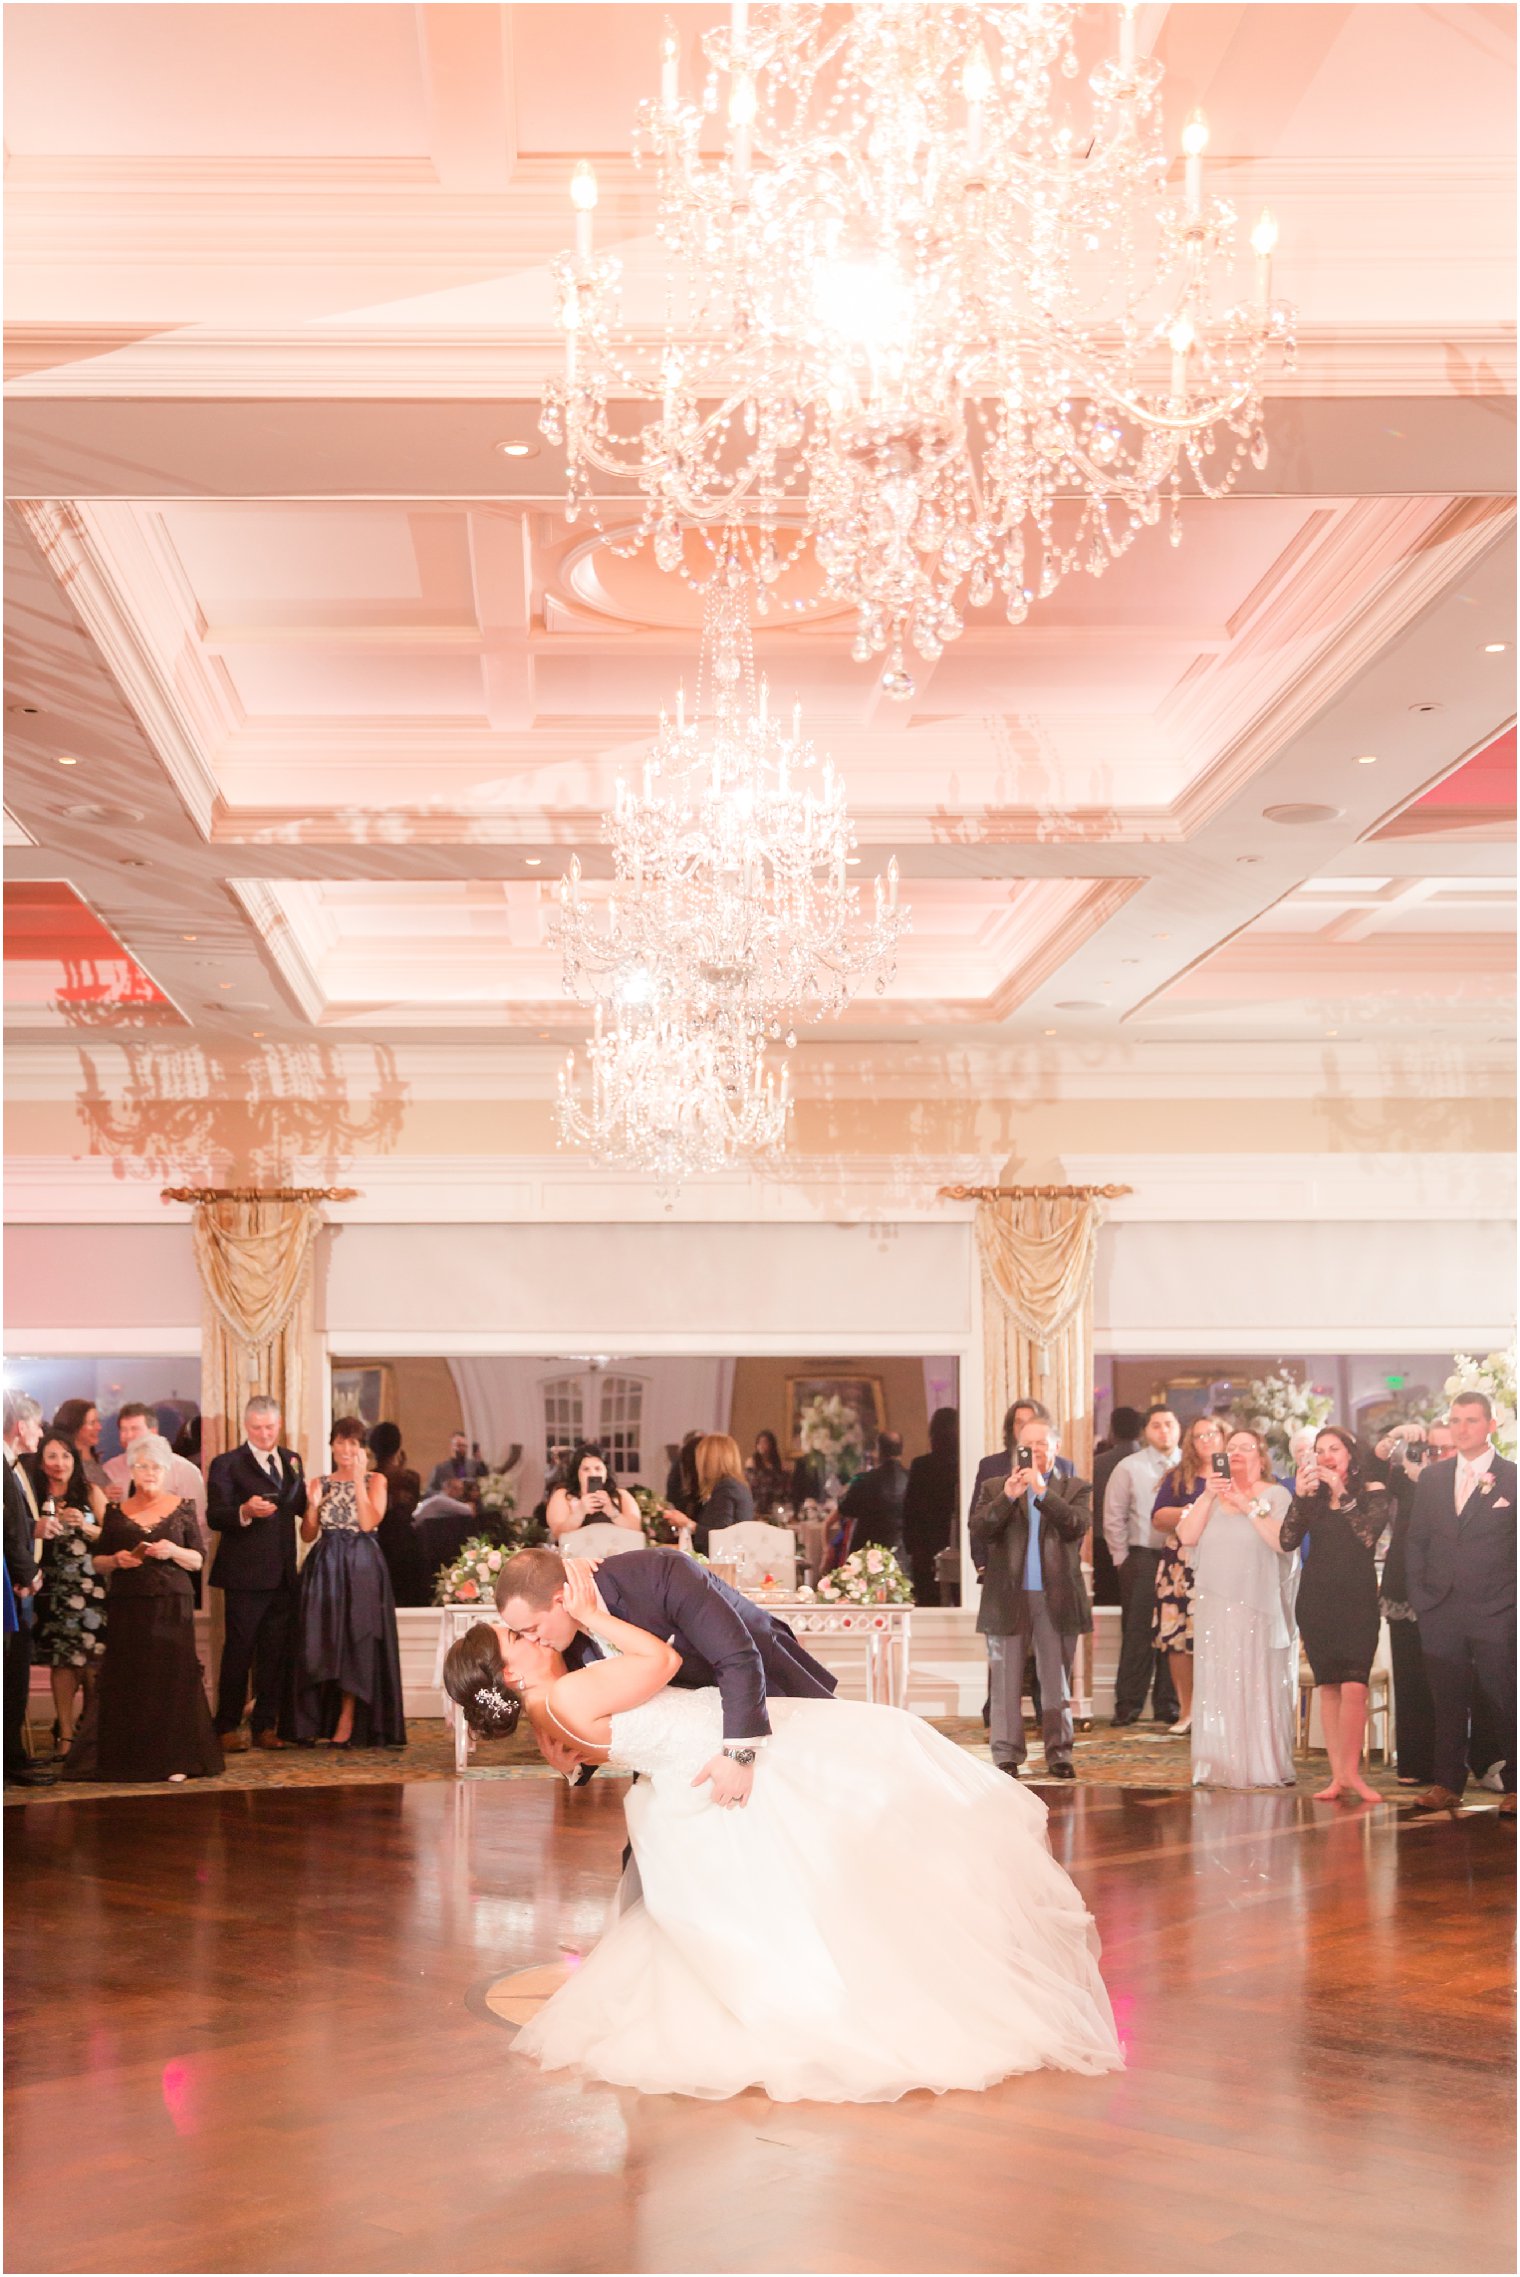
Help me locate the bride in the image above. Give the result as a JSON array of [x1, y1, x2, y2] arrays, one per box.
[[445, 1559, 1123, 2104]]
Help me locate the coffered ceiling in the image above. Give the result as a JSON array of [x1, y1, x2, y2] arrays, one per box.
[[3, 3, 1515, 1131]]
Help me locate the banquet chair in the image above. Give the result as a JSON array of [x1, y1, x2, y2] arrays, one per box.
[[560, 1521, 646, 1561], [1293, 1627, 1394, 1761], [712, 1519, 798, 1592]]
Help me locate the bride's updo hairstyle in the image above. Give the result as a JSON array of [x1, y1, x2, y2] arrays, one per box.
[[443, 1623, 523, 1739]]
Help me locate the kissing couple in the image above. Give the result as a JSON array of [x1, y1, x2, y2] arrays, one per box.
[[445, 1543, 1121, 2104]]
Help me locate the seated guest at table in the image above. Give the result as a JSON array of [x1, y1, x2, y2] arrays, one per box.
[[63, 1436, 221, 1784], [51, 1399, 111, 1494], [548, 1444, 641, 1543], [1175, 1429, 1296, 1788], [903, 1406, 959, 1606], [295, 1418, 405, 1748], [969, 1418, 1091, 1780], [835, 1432, 908, 1562], [1281, 1427, 1390, 1804], [413, 1477, 480, 1593], [1404, 1392, 1516, 1819], [426, 1432, 487, 1497], [746, 1430, 787, 1517], [32, 1428, 108, 1751], [1090, 1406, 1144, 1610], [1150, 1416, 1226, 1738], [665, 1432, 702, 1522], [368, 1423, 427, 1610], [691, 1434, 754, 1556]]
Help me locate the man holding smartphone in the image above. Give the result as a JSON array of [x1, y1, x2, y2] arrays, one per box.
[[969, 1420, 1093, 1780]]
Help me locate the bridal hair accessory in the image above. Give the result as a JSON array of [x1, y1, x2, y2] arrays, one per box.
[[470, 1683, 522, 1738]]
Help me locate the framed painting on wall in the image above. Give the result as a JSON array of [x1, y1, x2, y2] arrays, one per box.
[[785, 1374, 887, 1482], [331, 1366, 392, 1433]]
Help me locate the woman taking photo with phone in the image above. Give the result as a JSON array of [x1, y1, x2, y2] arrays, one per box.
[[1281, 1426, 1390, 1803], [1175, 1429, 1296, 1787], [546, 1444, 641, 1543], [1149, 1416, 1227, 1737]]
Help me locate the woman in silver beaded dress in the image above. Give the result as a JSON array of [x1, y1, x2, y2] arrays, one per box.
[[293, 1416, 405, 1747], [1176, 1428, 1296, 1788]]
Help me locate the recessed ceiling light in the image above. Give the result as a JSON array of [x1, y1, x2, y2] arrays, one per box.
[[1325, 1028, 1339, 1037], [1408, 701, 1442, 715], [119, 858, 148, 867], [1262, 802, 1341, 825], [1043, 1027, 1057, 1036], [251, 1030, 265, 1038], [496, 441, 536, 458], [218, 981, 233, 989], [1484, 642, 1507, 653], [1055, 999, 1107, 1012], [1153, 931, 1170, 940], [1236, 853, 1262, 864], [56, 755, 77, 766], [524, 856, 541, 867], [846, 855, 861, 865], [181, 934, 197, 942], [1355, 754, 1378, 766]]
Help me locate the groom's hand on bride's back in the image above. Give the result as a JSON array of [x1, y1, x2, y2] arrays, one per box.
[[693, 1753, 754, 1809]]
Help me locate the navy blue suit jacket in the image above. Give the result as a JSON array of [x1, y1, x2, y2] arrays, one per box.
[[562, 1548, 836, 1741], [1405, 1453, 1517, 1648]]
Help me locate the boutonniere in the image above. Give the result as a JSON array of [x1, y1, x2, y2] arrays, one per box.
[[1479, 1474, 1496, 1496]]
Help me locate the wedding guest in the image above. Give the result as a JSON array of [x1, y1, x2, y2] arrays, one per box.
[[63, 1436, 220, 1784], [103, 1403, 205, 1518], [368, 1423, 427, 1609], [295, 1418, 405, 1748], [969, 1399, 1075, 1511], [1281, 1426, 1390, 1804], [663, 1432, 703, 1521], [1375, 1420, 1455, 1786], [746, 1430, 787, 1517], [903, 1406, 959, 1606], [3, 1395, 53, 1786], [206, 1394, 307, 1752], [835, 1432, 908, 1561], [173, 1415, 203, 1468], [691, 1434, 755, 1555], [51, 1399, 110, 1493], [1150, 1416, 1227, 1737], [1404, 1393, 1516, 1818], [1102, 1407, 1182, 1726], [1090, 1406, 1144, 1610], [788, 1448, 827, 1511], [969, 1418, 1091, 1780], [547, 1444, 641, 1543], [426, 1432, 487, 1497], [1176, 1429, 1296, 1787], [31, 1428, 107, 1751]]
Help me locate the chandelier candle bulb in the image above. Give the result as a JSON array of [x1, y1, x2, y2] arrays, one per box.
[[1182, 111, 1208, 223], [1169, 314, 1195, 399], [1251, 208, 1278, 311], [1119, 5, 1137, 79], [661, 23, 679, 110], [570, 161, 597, 264]]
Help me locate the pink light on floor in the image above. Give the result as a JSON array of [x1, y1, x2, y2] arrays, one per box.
[[160, 2057, 200, 2136]]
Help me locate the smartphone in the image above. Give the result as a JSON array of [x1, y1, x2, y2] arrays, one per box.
[[1014, 1446, 1034, 1471], [1210, 1452, 1231, 1479]]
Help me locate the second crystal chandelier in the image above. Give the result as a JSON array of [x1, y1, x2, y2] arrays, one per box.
[[544, 2, 1294, 698]]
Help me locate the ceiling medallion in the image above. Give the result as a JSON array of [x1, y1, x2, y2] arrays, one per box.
[[544, 1, 1294, 697]]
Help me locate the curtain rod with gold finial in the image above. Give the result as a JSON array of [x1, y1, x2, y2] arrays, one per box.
[[937, 1182, 1133, 1201], [160, 1185, 359, 1204]]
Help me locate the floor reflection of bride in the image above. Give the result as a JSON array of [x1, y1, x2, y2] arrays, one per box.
[[446, 1564, 1123, 2105]]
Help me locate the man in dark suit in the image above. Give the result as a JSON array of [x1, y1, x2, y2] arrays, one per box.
[[206, 1395, 307, 1751], [495, 1544, 837, 1810], [834, 1431, 909, 1561], [968, 1399, 1075, 1519], [969, 1417, 1092, 1780], [4, 1394, 54, 1786], [1405, 1391, 1516, 1816], [1090, 1406, 1143, 1610], [426, 1433, 488, 1497]]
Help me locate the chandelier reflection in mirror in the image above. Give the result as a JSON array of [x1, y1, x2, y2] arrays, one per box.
[[544, 2, 1294, 697], [554, 572, 908, 1180]]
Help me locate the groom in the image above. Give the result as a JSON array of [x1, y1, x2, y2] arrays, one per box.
[[494, 1545, 837, 1807]]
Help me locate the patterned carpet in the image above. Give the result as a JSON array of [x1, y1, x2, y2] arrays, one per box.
[[3, 1709, 1439, 1806]]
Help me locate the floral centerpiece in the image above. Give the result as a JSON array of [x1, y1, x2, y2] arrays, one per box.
[[631, 1484, 679, 1546], [1445, 1349, 1517, 1457], [1229, 1370, 1333, 1462], [796, 1392, 867, 1488], [432, 1535, 509, 1607], [800, 1545, 913, 1606]]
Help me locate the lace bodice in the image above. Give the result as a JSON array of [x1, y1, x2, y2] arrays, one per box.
[[607, 1686, 724, 1780], [317, 1477, 363, 1532]]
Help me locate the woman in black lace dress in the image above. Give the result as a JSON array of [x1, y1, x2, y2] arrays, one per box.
[[294, 1418, 405, 1747], [1281, 1426, 1390, 1805], [63, 1435, 221, 1784]]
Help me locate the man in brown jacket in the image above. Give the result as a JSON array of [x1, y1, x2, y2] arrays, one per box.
[[969, 1417, 1092, 1780]]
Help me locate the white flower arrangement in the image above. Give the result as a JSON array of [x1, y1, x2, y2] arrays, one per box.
[[1445, 1349, 1517, 1457], [432, 1534, 510, 1607], [796, 1393, 868, 1485], [1230, 1369, 1333, 1462], [804, 1545, 913, 1606], [476, 1471, 517, 1521]]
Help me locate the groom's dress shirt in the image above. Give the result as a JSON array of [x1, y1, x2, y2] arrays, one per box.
[[1454, 1447, 1495, 1514], [1101, 1446, 1175, 1568]]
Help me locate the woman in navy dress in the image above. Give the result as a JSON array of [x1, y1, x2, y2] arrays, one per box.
[[294, 1418, 405, 1747]]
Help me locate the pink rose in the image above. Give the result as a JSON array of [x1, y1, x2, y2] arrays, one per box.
[[455, 1579, 480, 1601]]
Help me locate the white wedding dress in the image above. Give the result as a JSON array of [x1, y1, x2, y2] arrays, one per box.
[[513, 1687, 1123, 2103]]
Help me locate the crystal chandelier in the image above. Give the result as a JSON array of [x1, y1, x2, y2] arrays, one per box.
[[557, 571, 907, 1048], [555, 1000, 792, 1182], [544, 2, 1295, 697]]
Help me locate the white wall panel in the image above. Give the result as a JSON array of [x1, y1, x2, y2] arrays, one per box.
[[4, 1223, 200, 1332]]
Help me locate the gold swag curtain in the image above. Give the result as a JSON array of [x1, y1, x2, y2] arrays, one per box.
[[976, 1192, 1106, 1477], [190, 1196, 324, 1468]]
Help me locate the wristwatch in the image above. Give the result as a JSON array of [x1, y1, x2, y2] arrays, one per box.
[[722, 1746, 758, 1767]]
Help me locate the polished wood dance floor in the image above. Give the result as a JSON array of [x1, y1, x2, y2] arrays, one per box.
[[5, 1776, 1513, 2276]]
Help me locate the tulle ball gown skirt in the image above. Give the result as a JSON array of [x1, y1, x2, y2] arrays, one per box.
[[294, 1531, 406, 1745], [1191, 1592, 1297, 1788], [514, 1694, 1124, 2103]]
